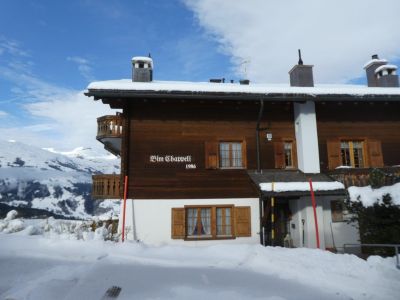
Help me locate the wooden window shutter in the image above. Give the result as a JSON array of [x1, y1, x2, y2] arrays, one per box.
[[235, 206, 251, 237], [367, 140, 384, 167], [327, 139, 341, 170], [205, 141, 218, 169], [171, 208, 185, 239], [274, 141, 285, 169]]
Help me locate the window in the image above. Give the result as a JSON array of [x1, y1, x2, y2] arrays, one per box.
[[216, 207, 232, 236], [171, 206, 251, 240], [340, 141, 365, 167], [219, 142, 243, 168], [331, 200, 345, 222], [186, 207, 212, 237], [284, 141, 294, 168], [186, 206, 233, 239]]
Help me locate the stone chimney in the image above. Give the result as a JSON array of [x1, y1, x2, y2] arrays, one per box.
[[364, 54, 388, 87], [132, 55, 153, 82], [289, 50, 314, 87]]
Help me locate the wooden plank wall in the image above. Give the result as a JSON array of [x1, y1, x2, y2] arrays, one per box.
[[126, 100, 295, 199], [316, 102, 400, 171]]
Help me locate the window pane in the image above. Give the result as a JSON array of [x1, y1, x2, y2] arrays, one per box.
[[219, 143, 230, 168], [232, 143, 242, 168], [187, 208, 198, 236], [200, 208, 211, 235], [217, 208, 232, 236], [340, 141, 351, 166], [284, 142, 293, 167]]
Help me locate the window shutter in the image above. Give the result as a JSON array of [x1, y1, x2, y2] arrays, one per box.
[[327, 139, 341, 170], [171, 208, 185, 239], [274, 141, 285, 169], [367, 140, 384, 167], [235, 206, 251, 237], [205, 141, 218, 169]]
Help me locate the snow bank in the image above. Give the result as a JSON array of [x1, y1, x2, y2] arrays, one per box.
[[0, 216, 117, 241], [260, 181, 344, 192], [348, 183, 400, 207]]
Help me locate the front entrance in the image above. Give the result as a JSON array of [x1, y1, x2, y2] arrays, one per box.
[[260, 197, 292, 247]]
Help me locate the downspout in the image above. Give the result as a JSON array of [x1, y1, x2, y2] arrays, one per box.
[[256, 99, 264, 173]]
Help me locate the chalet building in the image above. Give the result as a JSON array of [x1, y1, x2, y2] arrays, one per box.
[[86, 54, 400, 251]]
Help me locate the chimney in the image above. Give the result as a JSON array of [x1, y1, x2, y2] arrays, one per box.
[[363, 54, 388, 87], [375, 65, 399, 87], [132, 55, 153, 82], [289, 50, 314, 87]]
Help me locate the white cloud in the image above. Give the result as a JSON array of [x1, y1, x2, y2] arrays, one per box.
[[0, 36, 29, 57], [67, 56, 94, 81], [0, 38, 115, 153], [184, 0, 400, 83], [0, 110, 8, 117]]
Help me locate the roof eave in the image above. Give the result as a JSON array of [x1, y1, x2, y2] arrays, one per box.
[[85, 89, 400, 102]]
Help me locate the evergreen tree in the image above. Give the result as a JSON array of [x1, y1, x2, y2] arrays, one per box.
[[345, 193, 400, 256]]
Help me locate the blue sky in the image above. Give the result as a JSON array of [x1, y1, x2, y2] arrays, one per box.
[[0, 0, 234, 151], [0, 0, 399, 152]]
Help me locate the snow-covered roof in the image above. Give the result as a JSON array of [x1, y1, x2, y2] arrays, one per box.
[[86, 79, 400, 98], [375, 64, 398, 74], [131, 56, 153, 63], [260, 181, 345, 193], [363, 58, 388, 69]]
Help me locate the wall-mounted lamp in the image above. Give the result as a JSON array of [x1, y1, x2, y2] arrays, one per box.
[[266, 132, 273, 141]]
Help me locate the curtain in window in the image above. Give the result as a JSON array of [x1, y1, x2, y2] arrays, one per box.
[[201, 208, 211, 235], [187, 208, 197, 236]]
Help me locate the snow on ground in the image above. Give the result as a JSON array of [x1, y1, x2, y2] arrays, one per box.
[[348, 183, 400, 206], [0, 216, 399, 300]]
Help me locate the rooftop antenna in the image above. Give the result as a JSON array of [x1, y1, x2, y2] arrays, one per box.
[[239, 59, 251, 79], [148, 52, 152, 58], [298, 49, 303, 65]]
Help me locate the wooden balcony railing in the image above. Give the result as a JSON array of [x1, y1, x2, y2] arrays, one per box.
[[328, 167, 400, 188], [92, 174, 121, 199], [97, 115, 123, 140]]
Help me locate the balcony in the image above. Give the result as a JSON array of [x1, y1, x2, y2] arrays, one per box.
[[328, 167, 400, 188], [92, 174, 122, 199], [97, 115, 123, 156]]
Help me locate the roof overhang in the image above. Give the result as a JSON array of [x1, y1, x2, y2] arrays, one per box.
[[85, 89, 400, 103]]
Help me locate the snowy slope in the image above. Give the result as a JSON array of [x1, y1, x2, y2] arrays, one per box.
[[0, 140, 120, 219]]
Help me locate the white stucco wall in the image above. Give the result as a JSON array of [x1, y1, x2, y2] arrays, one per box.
[[288, 196, 359, 251], [294, 101, 320, 173], [119, 198, 260, 246], [322, 197, 360, 254]]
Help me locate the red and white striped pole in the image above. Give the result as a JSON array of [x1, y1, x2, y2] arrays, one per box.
[[309, 178, 320, 249], [121, 175, 128, 242]]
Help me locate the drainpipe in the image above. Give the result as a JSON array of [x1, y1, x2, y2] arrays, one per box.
[[256, 99, 264, 173]]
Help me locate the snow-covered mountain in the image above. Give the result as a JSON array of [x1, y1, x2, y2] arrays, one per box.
[[0, 140, 120, 219]]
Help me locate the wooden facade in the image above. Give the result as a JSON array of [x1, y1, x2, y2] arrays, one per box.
[[123, 100, 296, 199], [316, 102, 400, 171], [91, 99, 400, 200]]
